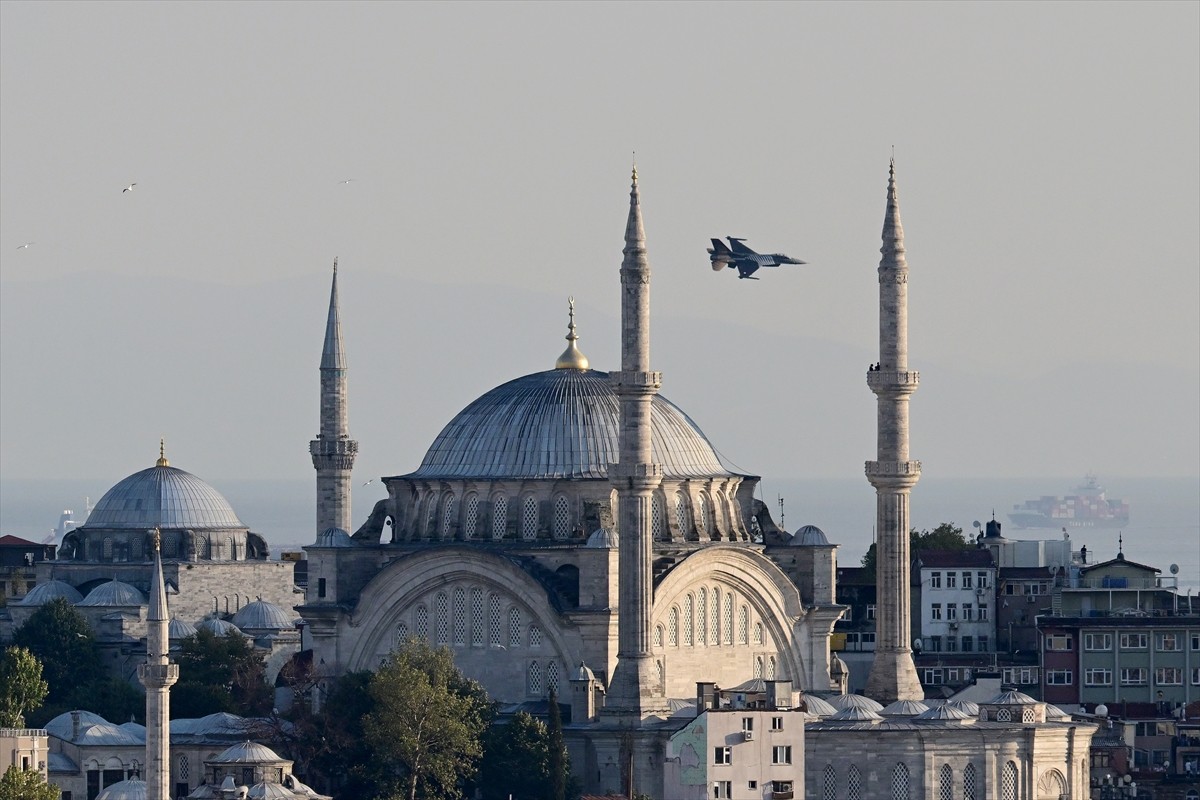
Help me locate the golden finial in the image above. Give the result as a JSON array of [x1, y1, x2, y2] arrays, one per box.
[[631, 151, 638, 183], [555, 296, 590, 370], [150, 527, 162, 553], [156, 438, 169, 467]]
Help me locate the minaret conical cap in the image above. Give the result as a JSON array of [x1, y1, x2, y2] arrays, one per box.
[[148, 528, 168, 623], [321, 258, 347, 370], [880, 159, 907, 269], [555, 297, 590, 370], [622, 165, 647, 266]]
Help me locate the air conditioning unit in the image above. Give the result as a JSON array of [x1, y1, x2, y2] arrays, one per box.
[[976, 587, 986, 596], [743, 729, 753, 741], [949, 622, 959, 630]]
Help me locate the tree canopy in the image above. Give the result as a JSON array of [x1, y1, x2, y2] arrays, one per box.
[[0, 765, 60, 800], [12, 597, 100, 705], [860, 523, 972, 575], [172, 628, 272, 718], [0, 646, 48, 728]]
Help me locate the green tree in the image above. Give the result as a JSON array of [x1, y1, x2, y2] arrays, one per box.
[[0, 765, 60, 800], [0, 646, 48, 728], [173, 628, 272, 718], [547, 690, 569, 800], [860, 523, 971, 576], [363, 638, 491, 800], [12, 598, 101, 705], [479, 712, 550, 800]]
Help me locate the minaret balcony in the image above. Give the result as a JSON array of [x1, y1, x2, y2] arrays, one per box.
[[138, 662, 179, 687], [610, 370, 662, 394], [865, 460, 922, 489], [866, 369, 919, 394]]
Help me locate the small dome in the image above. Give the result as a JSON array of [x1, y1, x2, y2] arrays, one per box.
[[19, 579, 84, 606], [799, 694, 838, 717], [197, 617, 246, 637], [170, 712, 250, 737], [987, 689, 1039, 705], [96, 779, 147, 800], [77, 722, 144, 746], [232, 600, 297, 631], [586, 528, 619, 549], [787, 524, 829, 546], [944, 699, 980, 716], [915, 705, 974, 721], [573, 662, 596, 682], [827, 706, 883, 722], [829, 653, 848, 676], [168, 617, 198, 639], [829, 693, 884, 712], [46, 710, 110, 740], [213, 741, 285, 764], [78, 580, 146, 607], [86, 464, 244, 530], [247, 784, 298, 799], [1044, 704, 1073, 721], [314, 527, 354, 548], [880, 699, 930, 716]]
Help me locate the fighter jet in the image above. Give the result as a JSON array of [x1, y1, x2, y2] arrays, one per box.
[[708, 237, 806, 280]]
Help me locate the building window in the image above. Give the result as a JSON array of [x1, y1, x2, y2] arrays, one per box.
[[651, 493, 664, 540], [710, 587, 721, 646], [528, 661, 542, 695], [739, 605, 749, 646], [947, 604, 958, 621], [1085, 669, 1113, 686], [754, 656, 764, 678], [674, 492, 688, 537], [1192, 667, 1200, 686], [924, 668, 944, 685], [552, 495, 570, 539], [1084, 632, 1112, 650], [395, 622, 409, 645], [939, 764, 953, 800], [683, 594, 694, 646], [529, 624, 542, 648], [317, 578, 327, 599], [848, 766, 862, 800], [930, 571, 942, 589], [697, 588, 708, 646], [547, 661, 559, 695], [978, 636, 989, 652], [866, 604, 876, 621], [946, 572, 957, 589], [492, 495, 508, 540], [723, 594, 734, 645], [440, 494, 456, 538], [1001, 762, 1018, 800], [714, 746, 731, 765], [1121, 668, 1147, 686], [754, 622, 764, 646], [962, 604, 973, 621], [741, 716, 753, 733], [178, 755, 189, 781], [979, 604, 989, 621], [509, 608, 521, 647], [669, 607, 679, 646], [928, 636, 942, 653], [977, 572, 989, 589], [489, 596, 502, 646], [962, 636, 974, 653], [521, 496, 539, 540], [767, 656, 777, 679], [1046, 669, 1073, 685], [931, 604, 942, 621], [1120, 632, 1148, 649], [1156, 667, 1183, 685], [962, 572, 973, 589], [464, 494, 478, 539], [415, 605, 429, 639], [771, 716, 784, 731], [653, 624, 663, 648], [822, 764, 837, 800], [772, 745, 792, 765], [1045, 634, 1073, 651], [945, 636, 958, 653], [699, 492, 714, 537], [470, 589, 484, 646], [1158, 633, 1182, 651], [435, 593, 450, 643], [963, 763, 978, 800], [891, 762, 910, 799], [453, 588, 467, 645], [712, 782, 732, 799]]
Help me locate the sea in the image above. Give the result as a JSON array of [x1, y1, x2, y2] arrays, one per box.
[[2, 475, 1197, 593]]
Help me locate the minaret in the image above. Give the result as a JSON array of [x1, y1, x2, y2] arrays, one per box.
[[606, 166, 665, 717], [310, 259, 358, 536], [863, 160, 924, 703], [139, 529, 177, 800]]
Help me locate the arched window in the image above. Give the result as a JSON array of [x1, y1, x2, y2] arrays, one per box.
[[489, 595, 502, 647], [656, 659, 664, 691], [847, 766, 862, 800], [552, 495, 571, 539], [453, 588, 467, 645], [415, 605, 429, 640], [938, 764, 953, 800], [440, 494, 456, 539], [521, 496, 539, 540], [395, 621, 410, 645], [435, 593, 449, 643], [103, 537, 113, 559], [653, 625, 663, 648], [723, 594, 734, 645], [492, 495, 508, 540], [697, 588, 707, 645], [464, 493, 478, 540], [178, 755, 190, 782], [547, 661, 560, 695], [529, 624, 542, 648], [739, 605, 749, 646], [509, 607, 521, 647], [963, 763, 977, 800], [425, 495, 438, 537], [674, 492, 688, 537], [754, 621, 764, 646], [822, 765, 837, 800], [470, 588, 484, 646], [891, 762, 910, 799], [651, 493, 664, 539], [1001, 762, 1017, 800], [528, 661, 542, 696], [768, 656, 777, 679], [668, 607, 679, 646], [754, 656, 764, 678], [710, 587, 720, 645], [683, 594, 694, 646], [699, 492, 714, 537], [1186, 791, 1199, 800]]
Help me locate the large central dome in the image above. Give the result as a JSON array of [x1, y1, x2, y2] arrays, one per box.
[[86, 465, 245, 530], [401, 369, 737, 481]]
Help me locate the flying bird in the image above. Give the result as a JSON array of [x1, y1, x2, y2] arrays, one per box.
[[363, 479, 374, 486], [16, 242, 34, 250], [338, 179, 355, 184], [122, 183, 137, 193]]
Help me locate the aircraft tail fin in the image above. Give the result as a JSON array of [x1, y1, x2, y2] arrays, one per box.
[[709, 238, 733, 257]]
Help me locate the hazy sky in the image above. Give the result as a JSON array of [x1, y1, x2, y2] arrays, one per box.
[[1, 2, 1197, 489]]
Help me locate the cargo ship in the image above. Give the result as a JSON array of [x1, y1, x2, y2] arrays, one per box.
[[1008, 475, 1129, 529]]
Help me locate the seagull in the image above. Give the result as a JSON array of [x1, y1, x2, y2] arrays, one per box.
[[16, 242, 34, 250], [122, 183, 137, 193], [338, 178, 355, 184], [362, 479, 374, 486]]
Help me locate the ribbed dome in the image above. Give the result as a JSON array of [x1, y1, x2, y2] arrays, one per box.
[[232, 600, 296, 631], [78, 580, 146, 607], [399, 369, 738, 480], [799, 694, 838, 716], [96, 779, 147, 800], [829, 693, 884, 712], [168, 617, 198, 639], [314, 527, 354, 547], [213, 741, 285, 763], [18, 579, 83, 606], [787, 524, 829, 546], [880, 699, 930, 716], [197, 617, 246, 637], [86, 465, 244, 530]]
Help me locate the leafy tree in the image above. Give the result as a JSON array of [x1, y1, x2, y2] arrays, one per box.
[[363, 638, 491, 800], [173, 628, 272, 718], [12, 598, 101, 705], [860, 523, 971, 576], [0, 765, 60, 800], [546, 690, 570, 800], [0, 646, 48, 727], [479, 712, 550, 800]]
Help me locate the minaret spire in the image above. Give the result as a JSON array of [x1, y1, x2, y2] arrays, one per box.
[[864, 160, 924, 703], [139, 528, 177, 800], [310, 259, 358, 536], [606, 164, 665, 718]]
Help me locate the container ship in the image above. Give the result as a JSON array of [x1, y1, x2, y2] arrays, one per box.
[[1008, 475, 1130, 529]]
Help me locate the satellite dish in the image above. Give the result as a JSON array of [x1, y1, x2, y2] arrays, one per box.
[[1170, 564, 1179, 575], [972, 520, 982, 529]]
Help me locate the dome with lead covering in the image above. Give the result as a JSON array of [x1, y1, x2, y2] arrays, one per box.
[[787, 524, 829, 546], [18, 579, 83, 606], [398, 369, 738, 481], [86, 464, 245, 530], [169, 617, 198, 639], [232, 600, 297, 631], [96, 779, 147, 800], [197, 617, 246, 637], [213, 741, 286, 764], [78, 580, 146, 607]]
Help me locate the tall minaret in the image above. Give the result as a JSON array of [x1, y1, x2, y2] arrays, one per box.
[[863, 160, 924, 703], [605, 166, 665, 717], [139, 529, 177, 800], [310, 259, 358, 536]]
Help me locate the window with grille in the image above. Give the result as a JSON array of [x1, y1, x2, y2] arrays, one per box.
[[767, 656, 777, 679], [103, 538, 113, 559], [522, 496, 539, 540], [530, 624, 542, 648], [553, 495, 570, 539], [464, 494, 478, 539], [1001, 762, 1017, 800], [739, 606, 749, 645], [938, 764, 953, 800], [547, 661, 559, 695], [656, 659, 664, 691], [822, 765, 837, 800], [723, 594, 734, 645], [425, 497, 438, 537], [963, 763, 977, 800], [891, 762, 909, 799], [683, 595, 694, 646], [697, 588, 707, 645], [509, 607, 521, 647], [528, 661, 542, 696], [755, 656, 763, 678], [441, 494, 456, 539], [492, 495, 508, 540], [699, 493, 713, 537], [653, 625, 663, 648], [710, 587, 720, 645], [996, 708, 1011, 722], [453, 588, 467, 644], [754, 622, 764, 646], [470, 588, 484, 645], [489, 596, 502, 646], [415, 605, 429, 639], [669, 607, 679, 646], [651, 494, 664, 539], [847, 766, 862, 800], [395, 622, 408, 646], [675, 492, 688, 536], [435, 593, 449, 643], [178, 755, 189, 781]]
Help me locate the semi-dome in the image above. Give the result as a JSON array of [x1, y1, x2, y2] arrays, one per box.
[[86, 463, 244, 530], [585, 528, 619, 549], [787, 524, 829, 546], [397, 369, 740, 481], [232, 600, 297, 631], [78, 580, 146, 607], [18, 579, 83, 606]]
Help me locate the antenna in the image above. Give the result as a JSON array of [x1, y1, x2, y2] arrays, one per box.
[[778, 496, 785, 531]]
